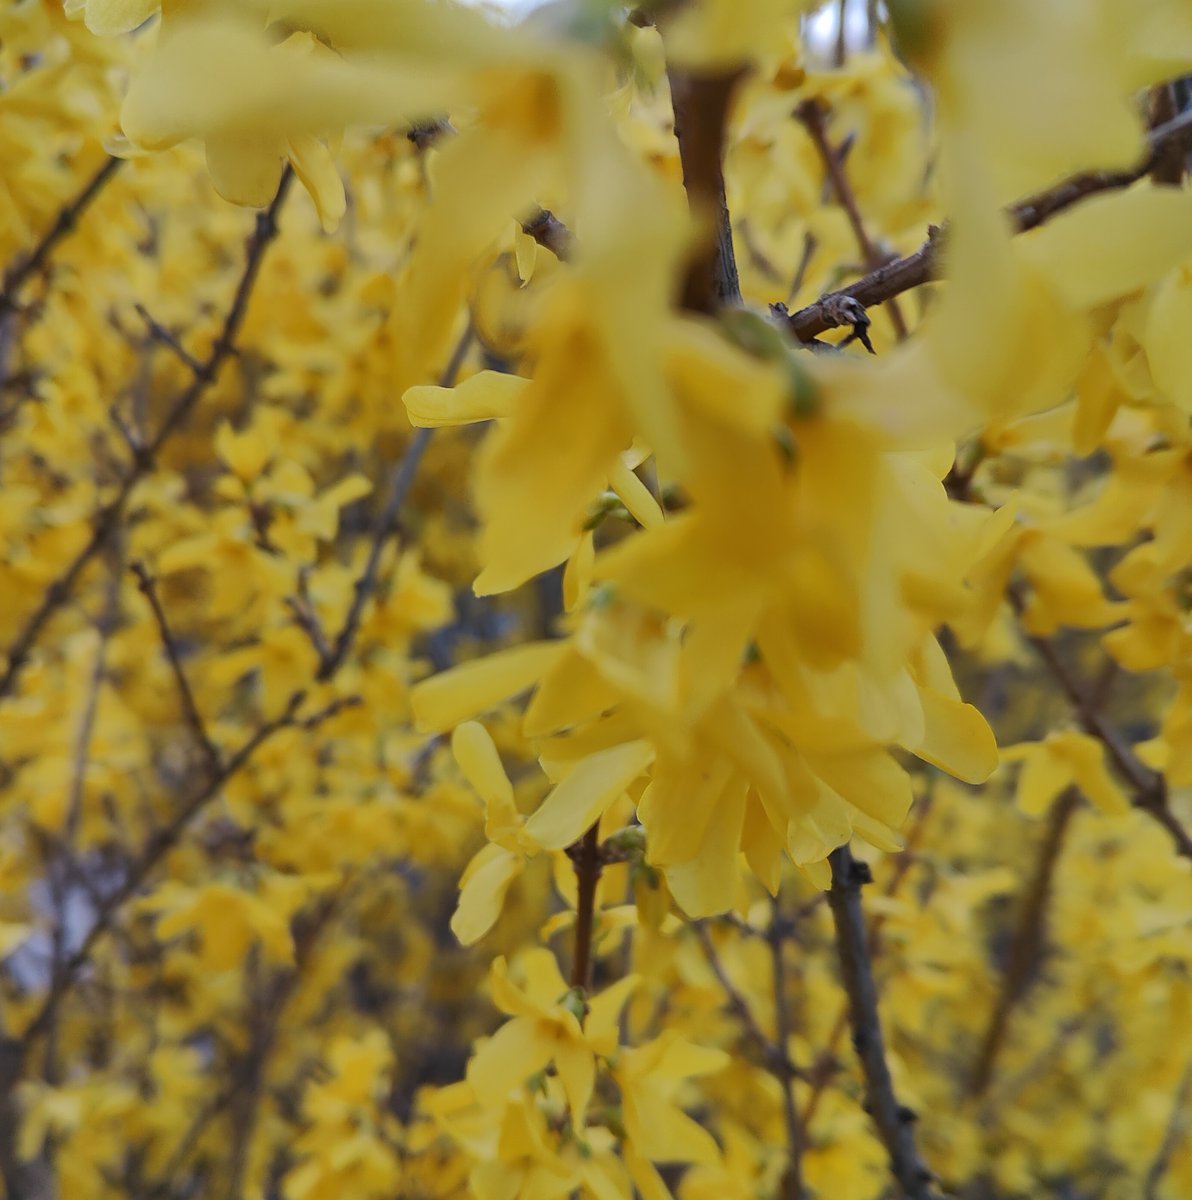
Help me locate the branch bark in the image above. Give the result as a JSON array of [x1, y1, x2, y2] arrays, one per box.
[[315, 321, 473, 680], [521, 209, 576, 262], [0, 170, 294, 702], [968, 787, 1079, 1097], [0, 157, 123, 315], [131, 561, 222, 775], [569, 822, 603, 991], [769, 912, 805, 1200], [796, 97, 908, 340], [1007, 588, 1192, 863], [666, 63, 743, 314], [827, 845, 939, 1199], [782, 104, 1192, 341]]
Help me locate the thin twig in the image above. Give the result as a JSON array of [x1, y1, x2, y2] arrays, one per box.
[[221, 890, 345, 1200], [1007, 588, 1192, 862], [827, 845, 939, 1199], [693, 922, 808, 1084], [131, 561, 222, 775], [787, 231, 817, 303], [0, 170, 294, 702], [21, 684, 334, 1047], [968, 787, 1079, 1097], [1144, 1060, 1192, 1200], [0, 157, 123, 314], [316, 322, 473, 680], [43, 555, 122, 1085], [134, 303, 204, 374], [769, 909, 805, 1199], [782, 104, 1192, 341], [796, 98, 908, 340]]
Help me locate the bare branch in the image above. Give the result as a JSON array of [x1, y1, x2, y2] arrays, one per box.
[[782, 103, 1192, 341], [693, 921, 809, 1085], [769, 910, 805, 1199], [130, 561, 222, 776], [0, 170, 294, 702], [0, 157, 123, 315], [827, 845, 939, 1199], [969, 787, 1079, 1097], [20, 682, 347, 1047], [1007, 588, 1192, 862], [316, 321, 473, 680], [666, 63, 744, 313], [796, 98, 908, 340], [133, 303, 204, 374], [1144, 1060, 1192, 1200], [801, 795, 934, 1131]]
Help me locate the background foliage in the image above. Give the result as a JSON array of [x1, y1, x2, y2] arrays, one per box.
[[1, 1, 1190, 1198]]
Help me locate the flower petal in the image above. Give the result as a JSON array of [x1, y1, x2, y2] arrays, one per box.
[[523, 740, 655, 850]]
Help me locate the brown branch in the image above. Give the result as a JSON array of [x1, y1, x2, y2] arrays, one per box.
[[769, 911, 805, 1199], [796, 98, 908, 340], [826, 845, 939, 1199], [782, 103, 1192, 341], [801, 795, 933, 1131], [0, 170, 294, 703], [131, 561, 222, 776], [1007, 588, 1192, 862], [20, 685, 335, 1047], [0, 157, 123, 315], [521, 209, 575, 262], [968, 787, 1079, 1097], [134, 303, 204, 375], [222, 891, 345, 1200], [1144, 1059, 1192, 1200], [666, 63, 743, 314], [1148, 85, 1185, 185], [41, 554, 122, 1086], [570, 822, 603, 990], [693, 921, 809, 1086], [315, 322, 473, 680]]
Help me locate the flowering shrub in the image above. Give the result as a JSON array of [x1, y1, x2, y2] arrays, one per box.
[[1, 1, 1190, 1197]]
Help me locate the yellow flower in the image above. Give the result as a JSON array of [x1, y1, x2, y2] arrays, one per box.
[[450, 721, 538, 945], [1002, 731, 1131, 817], [466, 950, 637, 1125]]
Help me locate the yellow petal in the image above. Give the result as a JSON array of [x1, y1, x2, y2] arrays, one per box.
[[624, 1083, 722, 1165], [82, 0, 157, 36], [403, 371, 529, 428], [287, 135, 346, 232], [451, 847, 522, 945], [912, 688, 999, 784], [411, 641, 566, 732], [1058, 733, 1131, 816], [1015, 745, 1072, 817], [523, 740, 655, 851], [807, 750, 913, 831], [206, 132, 286, 208], [1145, 265, 1192, 412], [609, 459, 664, 530], [553, 1040, 595, 1125], [665, 778, 747, 919], [1018, 187, 1192, 310], [466, 1018, 553, 1108], [452, 722, 516, 824]]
